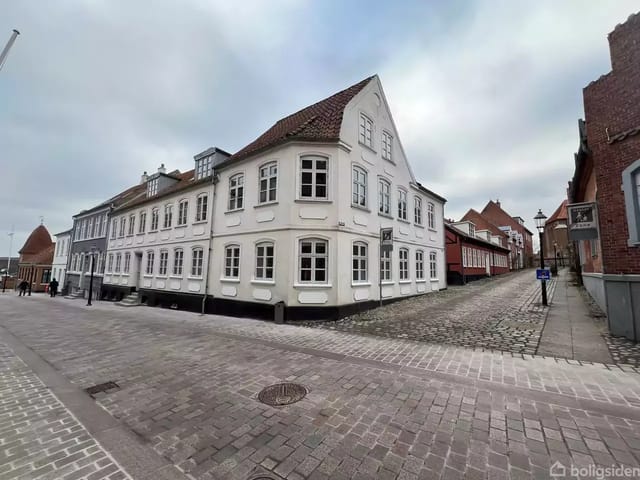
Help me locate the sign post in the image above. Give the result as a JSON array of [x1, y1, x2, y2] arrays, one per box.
[[536, 268, 551, 281], [567, 202, 599, 241], [379, 228, 393, 307]]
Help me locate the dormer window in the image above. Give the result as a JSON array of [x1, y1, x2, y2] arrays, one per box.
[[147, 177, 159, 197], [196, 155, 213, 180], [469, 224, 475, 237]]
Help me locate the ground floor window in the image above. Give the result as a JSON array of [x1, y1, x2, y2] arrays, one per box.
[[416, 250, 424, 280], [173, 249, 183, 276], [159, 251, 168, 276], [255, 242, 274, 280], [380, 249, 391, 281], [146, 251, 155, 275], [191, 248, 203, 277], [225, 245, 240, 279], [430, 251, 437, 279], [299, 238, 327, 283], [399, 248, 409, 280], [124, 252, 131, 274], [41, 269, 50, 284], [352, 242, 368, 282]]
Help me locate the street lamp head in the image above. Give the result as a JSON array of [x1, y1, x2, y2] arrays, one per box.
[[90, 245, 97, 254], [534, 209, 547, 233]]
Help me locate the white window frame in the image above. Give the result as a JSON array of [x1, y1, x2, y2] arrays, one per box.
[[228, 173, 244, 211], [163, 204, 173, 229], [150, 208, 159, 231], [147, 177, 158, 197], [107, 254, 113, 273], [255, 242, 275, 281], [382, 131, 393, 161], [298, 238, 328, 284], [173, 249, 184, 276], [352, 165, 367, 208], [379, 178, 391, 216], [352, 241, 368, 283], [87, 218, 93, 239], [622, 160, 640, 245], [196, 155, 212, 180], [428, 202, 436, 230], [196, 194, 208, 222], [430, 251, 437, 279], [224, 245, 241, 279], [399, 248, 409, 281], [110, 219, 117, 239], [115, 253, 122, 273], [359, 113, 373, 149], [145, 251, 154, 275], [124, 252, 131, 274], [159, 250, 168, 276], [398, 189, 408, 221], [299, 155, 329, 200], [127, 214, 135, 236], [414, 197, 423, 225], [259, 162, 278, 204], [139, 211, 146, 234], [191, 248, 204, 277], [380, 249, 392, 282], [177, 199, 188, 226], [416, 250, 425, 280]]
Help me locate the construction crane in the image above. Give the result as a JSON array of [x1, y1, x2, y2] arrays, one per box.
[[0, 29, 20, 72]]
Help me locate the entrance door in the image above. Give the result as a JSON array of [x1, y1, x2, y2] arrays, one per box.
[[134, 252, 143, 290], [485, 253, 491, 276]]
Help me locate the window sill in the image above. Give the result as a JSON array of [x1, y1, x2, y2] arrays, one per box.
[[293, 282, 332, 289], [351, 204, 370, 213], [351, 282, 371, 287], [414, 223, 424, 229], [416, 279, 427, 283], [382, 157, 395, 165], [136, 232, 145, 236], [187, 276, 203, 280], [143, 274, 154, 278], [398, 219, 410, 224], [294, 199, 331, 204], [430, 278, 439, 282], [126, 234, 134, 238], [148, 230, 159, 234], [225, 208, 244, 214], [169, 275, 183, 279], [251, 279, 275, 285], [160, 228, 172, 231], [399, 280, 411, 284], [428, 228, 438, 233], [254, 201, 278, 209], [381, 281, 394, 285], [359, 142, 376, 154], [378, 212, 393, 219], [193, 220, 208, 225], [220, 277, 240, 283], [175, 224, 187, 229]]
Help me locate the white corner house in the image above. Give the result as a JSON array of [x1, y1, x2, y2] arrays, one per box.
[[52, 229, 71, 287], [207, 75, 447, 320], [101, 150, 229, 308]]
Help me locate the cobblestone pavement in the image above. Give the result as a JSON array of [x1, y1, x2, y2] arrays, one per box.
[[3, 296, 640, 480], [0, 341, 131, 480], [303, 271, 557, 356]]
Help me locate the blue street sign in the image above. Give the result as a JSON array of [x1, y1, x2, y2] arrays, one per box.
[[536, 268, 551, 280]]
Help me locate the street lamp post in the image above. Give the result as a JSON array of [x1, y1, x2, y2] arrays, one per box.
[[534, 209, 548, 306], [553, 241, 558, 273], [87, 246, 96, 306], [2, 231, 13, 293]]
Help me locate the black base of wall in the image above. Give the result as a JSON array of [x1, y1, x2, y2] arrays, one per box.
[[101, 284, 135, 301]]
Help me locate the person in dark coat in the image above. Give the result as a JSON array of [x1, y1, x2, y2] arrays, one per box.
[[18, 280, 28, 296], [49, 278, 59, 297]]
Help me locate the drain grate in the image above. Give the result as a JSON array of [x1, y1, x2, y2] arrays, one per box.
[[84, 381, 120, 398], [257, 383, 307, 406]]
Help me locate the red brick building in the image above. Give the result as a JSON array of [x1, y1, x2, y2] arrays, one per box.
[[569, 12, 640, 339], [543, 200, 570, 268], [17, 224, 55, 293]]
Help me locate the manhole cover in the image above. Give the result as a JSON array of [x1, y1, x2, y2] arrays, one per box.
[[84, 381, 119, 398], [258, 383, 307, 406]]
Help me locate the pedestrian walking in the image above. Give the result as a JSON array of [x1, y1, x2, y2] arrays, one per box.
[[49, 278, 59, 297], [18, 280, 28, 296]]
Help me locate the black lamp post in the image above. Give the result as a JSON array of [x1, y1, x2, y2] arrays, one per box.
[[87, 246, 96, 306], [534, 209, 548, 306], [553, 241, 558, 273]]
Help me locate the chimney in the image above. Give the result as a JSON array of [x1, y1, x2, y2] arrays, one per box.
[[158, 163, 166, 174], [496, 198, 500, 208], [140, 171, 148, 184]]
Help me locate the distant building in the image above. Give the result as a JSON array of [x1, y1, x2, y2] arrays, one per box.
[[543, 200, 569, 267], [569, 12, 640, 340], [0, 257, 19, 276], [479, 200, 534, 268], [52, 229, 71, 288], [17, 224, 54, 292]]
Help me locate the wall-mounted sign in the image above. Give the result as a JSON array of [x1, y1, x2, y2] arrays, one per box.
[[567, 202, 599, 240], [380, 228, 393, 251]]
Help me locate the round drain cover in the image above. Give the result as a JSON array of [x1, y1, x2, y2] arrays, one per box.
[[258, 383, 307, 406]]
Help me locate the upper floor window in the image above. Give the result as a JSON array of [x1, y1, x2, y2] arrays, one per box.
[[398, 189, 407, 221], [163, 204, 173, 229], [430, 251, 437, 279], [299, 238, 327, 283], [145, 251, 154, 275], [352, 242, 368, 283], [195, 155, 212, 180], [259, 163, 278, 204], [150, 208, 159, 231], [87, 218, 93, 239], [359, 113, 373, 148], [147, 177, 158, 197], [382, 131, 393, 161], [428, 202, 436, 229], [101, 215, 108, 237], [255, 242, 274, 281], [177, 200, 188, 226], [191, 248, 204, 277], [159, 250, 168, 276], [224, 245, 240, 279], [228, 174, 244, 210], [416, 250, 424, 280], [399, 248, 409, 280], [196, 194, 208, 222], [80, 220, 87, 239], [118, 217, 126, 238], [352, 166, 367, 208], [127, 214, 135, 236], [300, 156, 328, 200], [173, 249, 184, 276], [469, 223, 475, 237], [414, 197, 423, 225], [379, 179, 391, 215], [124, 252, 131, 274], [139, 211, 146, 234], [380, 249, 391, 281]]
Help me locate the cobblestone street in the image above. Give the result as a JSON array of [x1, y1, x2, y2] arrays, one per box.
[[2, 294, 640, 479]]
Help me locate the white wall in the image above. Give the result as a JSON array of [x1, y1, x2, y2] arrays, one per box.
[[52, 232, 70, 286]]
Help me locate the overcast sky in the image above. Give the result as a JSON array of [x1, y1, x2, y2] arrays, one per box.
[[1, 0, 638, 255]]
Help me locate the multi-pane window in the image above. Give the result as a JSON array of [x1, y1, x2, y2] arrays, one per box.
[[178, 200, 188, 226], [228, 174, 244, 210], [111, 219, 117, 239], [107, 254, 114, 273], [380, 249, 391, 281], [163, 205, 173, 228], [128, 215, 135, 236], [299, 239, 328, 283], [80, 220, 87, 239], [191, 248, 203, 276], [352, 166, 367, 207], [145, 251, 155, 275], [398, 189, 407, 220], [399, 248, 409, 280], [430, 252, 437, 279], [196, 194, 208, 222], [118, 217, 126, 237], [379, 179, 391, 215], [151, 208, 159, 231], [98, 253, 105, 274], [87, 218, 93, 239], [124, 252, 131, 274], [416, 250, 424, 280], [462, 247, 468, 267], [255, 242, 275, 281], [359, 113, 373, 148], [259, 162, 278, 203], [173, 249, 184, 276], [196, 155, 212, 180], [469, 224, 476, 237], [352, 242, 368, 282], [139, 211, 146, 233], [101, 215, 108, 237], [428, 202, 435, 229], [382, 131, 393, 161], [147, 177, 158, 197], [300, 156, 328, 199], [159, 250, 168, 276], [115, 253, 122, 273], [224, 245, 240, 278], [414, 197, 423, 225]]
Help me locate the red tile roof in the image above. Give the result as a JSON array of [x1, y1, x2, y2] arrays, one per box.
[[18, 225, 53, 255], [226, 76, 375, 164], [546, 200, 568, 224], [481, 200, 533, 236], [460, 209, 509, 238]]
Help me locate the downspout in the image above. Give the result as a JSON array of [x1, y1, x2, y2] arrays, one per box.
[[201, 173, 218, 314], [459, 237, 465, 285]]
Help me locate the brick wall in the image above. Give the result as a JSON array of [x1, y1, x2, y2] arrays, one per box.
[[584, 12, 640, 274]]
